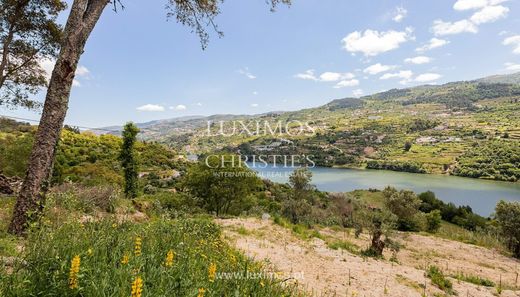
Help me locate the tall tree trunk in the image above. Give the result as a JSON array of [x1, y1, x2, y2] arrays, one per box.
[[8, 0, 110, 235]]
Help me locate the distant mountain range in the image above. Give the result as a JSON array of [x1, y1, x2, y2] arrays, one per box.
[[96, 72, 520, 140]]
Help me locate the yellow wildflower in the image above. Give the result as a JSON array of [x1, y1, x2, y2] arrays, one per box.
[[87, 248, 93, 256], [134, 236, 142, 256], [68, 255, 81, 289], [165, 250, 174, 267], [121, 253, 129, 265], [131, 276, 143, 297], [260, 280, 265, 287], [197, 288, 205, 297], [208, 262, 217, 282]]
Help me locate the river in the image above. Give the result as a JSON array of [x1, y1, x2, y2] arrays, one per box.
[[249, 164, 520, 217]]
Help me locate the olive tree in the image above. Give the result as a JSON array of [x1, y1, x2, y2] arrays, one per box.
[[495, 200, 520, 258]]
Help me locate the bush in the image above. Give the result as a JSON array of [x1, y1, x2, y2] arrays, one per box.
[[48, 184, 119, 213], [425, 210, 442, 233], [426, 265, 454, 294]]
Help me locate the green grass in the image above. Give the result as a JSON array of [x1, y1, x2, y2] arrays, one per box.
[[431, 221, 506, 253], [426, 265, 454, 295], [452, 272, 495, 287], [326, 240, 360, 255], [0, 218, 300, 296]]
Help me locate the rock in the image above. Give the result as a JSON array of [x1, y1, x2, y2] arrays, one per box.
[[262, 213, 271, 221]]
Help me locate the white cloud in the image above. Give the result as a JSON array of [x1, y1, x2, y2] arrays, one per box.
[[470, 5, 509, 24], [453, 0, 508, 10], [39, 59, 87, 88], [342, 28, 413, 56], [432, 19, 478, 36], [169, 104, 186, 111], [363, 63, 395, 75], [237, 67, 256, 79], [380, 70, 413, 80], [503, 35, 520, 54], [137, 104, 165, 112], [505, 62, 520, 72], [352, 89, 364, 97], [251, 103, 259, 107], [253, 91, 258, 95], [294, 69, 318, 81], [416, 38, 450, 52], [392, 6, 408, 23], [195, 102, 203, 106], [415, 73, 442, 82], [295, 70, 355, 82], [319, 72, 355, 82], [453, 0, 489, 11], [75, 65, 90, 77], [404, 56, 432, 64], [334, 79, 360, 88]]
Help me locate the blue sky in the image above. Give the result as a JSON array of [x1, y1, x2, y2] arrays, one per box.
[[2, 0, 520, 127]]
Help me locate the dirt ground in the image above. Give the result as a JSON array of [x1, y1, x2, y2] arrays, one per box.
[[218, 218, 520, 297]]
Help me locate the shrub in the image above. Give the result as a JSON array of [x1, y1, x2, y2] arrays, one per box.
[[426, 265, 454, 294], [49, 184, 119, 213], [425, 210, 442, 233]]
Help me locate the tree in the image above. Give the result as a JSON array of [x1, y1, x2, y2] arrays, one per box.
[[495, 200, 520, 258], [383, 186, 422, 231], [357, 207, 397, 257], [404, 141, 412, 152], [9, 0, 291, 235], [0, 0, 65, 109], [182, 155, 261, 216], [120, 122, 139, 198], [289, 167, 314, 195]]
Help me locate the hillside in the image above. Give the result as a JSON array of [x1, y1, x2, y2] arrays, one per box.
[[220, 217, 520, 297], [122, 73, 520, 182]]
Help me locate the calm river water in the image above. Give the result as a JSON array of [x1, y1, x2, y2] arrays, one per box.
[[249, 164, 520, 217]]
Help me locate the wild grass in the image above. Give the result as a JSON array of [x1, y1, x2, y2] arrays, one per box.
[[326, 240, 360, 255], [0, 218, 300, 296], [432, 222, 506, 253], [426, 265, 454, 295], [452, 272, 495, 287]]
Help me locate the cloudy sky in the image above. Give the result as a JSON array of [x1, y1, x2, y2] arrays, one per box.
[[3, 0, 520, 127]]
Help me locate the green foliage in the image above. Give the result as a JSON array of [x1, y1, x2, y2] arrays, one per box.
[[495, 200, 520, 258], [357, 207, 398, 257], [326, 240, 360, 254], [47, 184, 120, 214], [0, 120, 184, 187], [0, 0, 66, 109], [425, 210, 442, 233], [288, 167, 314, 194], [182, 155, 261, 216], [0, 131, 33, 177], [383, 187, 422, 231], [418, 191, 487, 231], [366, 160, 427, 174], [426, 265, 454, 294], [453, 140, 520, 182], [120, 122, 140, 198], [452, 272, 495, 287], [0, 219, 297, 296]]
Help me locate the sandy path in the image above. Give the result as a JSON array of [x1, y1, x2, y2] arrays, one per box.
[[218, 218, 520, 297]]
